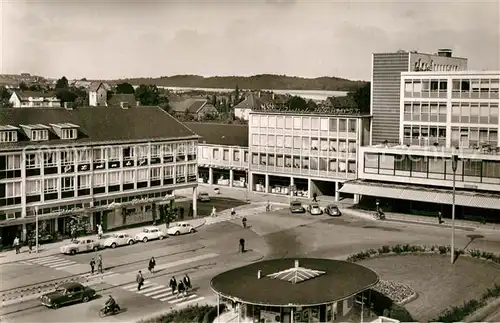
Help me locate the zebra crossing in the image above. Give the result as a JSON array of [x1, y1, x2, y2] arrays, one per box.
[[21, 255, 81, 270], [205, 204, 285, 226], [79, 271, 120, 282], [121, 282, 205, 307]]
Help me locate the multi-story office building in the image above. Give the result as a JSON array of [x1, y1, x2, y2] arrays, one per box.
[[341, 69, 500, 220], [0, 106, 199, 245], [185, 122, 249, 188], [401, 71, 499, 148], [371, 49, 467, 145], [248, 109, 370, 201]]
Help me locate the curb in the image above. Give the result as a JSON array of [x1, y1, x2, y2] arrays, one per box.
[[465, 297, 500, 322]]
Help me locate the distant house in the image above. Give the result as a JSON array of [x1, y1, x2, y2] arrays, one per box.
[[233, 94, 267, 121], [9, 91, 61, 108], [71, 80, 92, 89], [170, 99, 218, 120], [88, 82, 109, 107], [107, 93, 138, 108]]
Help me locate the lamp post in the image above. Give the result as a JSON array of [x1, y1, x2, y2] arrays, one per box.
[[451, 152, 458, 264], [35, 205, 39, 254]]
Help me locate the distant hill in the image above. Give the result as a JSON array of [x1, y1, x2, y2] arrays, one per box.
[[111, 74, 366, 92]]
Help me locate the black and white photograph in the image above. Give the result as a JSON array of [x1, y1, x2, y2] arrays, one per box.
[[0, 0, 499, 322]]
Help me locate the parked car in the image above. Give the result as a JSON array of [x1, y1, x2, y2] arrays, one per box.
[[307, 203, 323, 215], [40, 282, 95, 309], [325, 204, 342, 216], [134, 227, 166, 243], [103, 232, 134, 248], [198, 192, 210, 202], [60, 238, 101, 255], [167, 223, 196, 236], [289, 201, 306, 213]]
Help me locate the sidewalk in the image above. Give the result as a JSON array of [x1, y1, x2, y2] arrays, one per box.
[[0, 218, 206, 264]]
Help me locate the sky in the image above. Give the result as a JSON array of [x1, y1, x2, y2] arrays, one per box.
[[1, 0, 499, 81]]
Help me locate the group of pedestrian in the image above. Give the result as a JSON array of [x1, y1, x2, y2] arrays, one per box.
[[169, 274, 192, 298], [89, 254, 103, 275]]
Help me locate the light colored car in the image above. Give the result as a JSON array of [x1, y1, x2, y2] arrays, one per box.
[[167, 222, 196, 236], [198, 192, 210, 202], [307, 203, 323, 215], [60, 238, 101, 255], [134, 227, 166, 243], [325, 204, 342, 216], [103, 232, 134, 248], [289, 201, 305, 213]]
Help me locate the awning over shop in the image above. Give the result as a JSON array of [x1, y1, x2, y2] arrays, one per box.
[[340, 181, 500, 210]]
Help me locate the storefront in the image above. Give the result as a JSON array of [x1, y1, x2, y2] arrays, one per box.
[[232, 170, 248, 188], [252, 173, 266, 192], [292, 177, 309, 197], [213, 168, 231, 186], [198, 166, 210, 184], [268, 175, 292, 195]]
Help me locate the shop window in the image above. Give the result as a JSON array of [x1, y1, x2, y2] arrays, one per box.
[[483, 161, 500, 179], [395, 155, 411, 171], [364, 153, 379, 169]]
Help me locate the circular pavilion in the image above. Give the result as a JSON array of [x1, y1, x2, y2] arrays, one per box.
[[210, 258, 379, 323]]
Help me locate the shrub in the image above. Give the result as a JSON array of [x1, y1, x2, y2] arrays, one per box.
[[438, 245, 448, 254], [436, 299, 486, 322], [481, 251, 494, 260], [391, 244, 403, 254], [140, 305, 214, 323], [378, 245, 391, 254], [468, 249, 482, 258], [481, 284, 500, 300], [202, 304, 226, 323]]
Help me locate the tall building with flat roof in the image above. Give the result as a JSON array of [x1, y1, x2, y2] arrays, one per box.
[[371, 49, 468, 145]]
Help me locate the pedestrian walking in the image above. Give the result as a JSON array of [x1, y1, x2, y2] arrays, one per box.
[[211, 206, 217, 217], [265, 201, 271, 212], [90, 257, 95, 275], [97, 254, 103, 274], [136, 270, 144, 291], [239, 238, 245, 253], [169, 276, 177, 295], [177, 281, 186, 298], [13, 236, 20, 254], [97, 224, 103, 239], [242, 217, 247, 229], [148, 257, 156, 274], [312, 192, 318, 202], [183, 274, 191, 292], [438, 211, 443, 224]]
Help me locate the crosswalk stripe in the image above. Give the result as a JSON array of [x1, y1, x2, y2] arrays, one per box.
[[137, 285, 164, 294], [159, 294, 181, 302], [50, 261, 76, 268], [122, 283, 140, 290], [35, 258, 69, 266], [55, 263, 81, 270], [145, 288, 170, 296], [150, 291, 172, 299], [31, 257, 62, 265], [176, 296, 205, 306], [169, 294, 198, 304]]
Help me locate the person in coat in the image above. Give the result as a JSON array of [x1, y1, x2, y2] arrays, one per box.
[[97, 254, 103, 274], [136, 270, 144, 291], [13, 236, 20, 254], [148, 257, 156, 274], [90, 257, 96, 275], [183, 274, 191, 291], [169, 276, 177, 295], [177, 280, 186, 298]]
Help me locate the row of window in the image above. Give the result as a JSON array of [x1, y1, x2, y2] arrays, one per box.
[[251, 115, 358, 132], [2, 165, 197, 197], [251, 135, 357, 152], [250, 153, 357, 173], [200, 147, 249, 162], [451, 103, 499, 124], [0, 131, 18, 143], [450, 127, 498, 147], [403, 102, 447, 123], [404, 78, 500, 97], [364, 153, 500, 179], [402, 126, 499, 142], [402, 126, 447, 140]]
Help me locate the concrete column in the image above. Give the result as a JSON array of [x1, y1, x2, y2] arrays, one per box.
[[229, 169, 234, 188], [335, 182, 340, 202], [265, 174, 269, 193], [307, 178, 312, 198], [192, 186, 198, 217], [89, 213, 94, 229], [209, 167, 214, 185], [21, 223, 27, 242], [54, 218, 59, 232], [353, 194, 360, 204]]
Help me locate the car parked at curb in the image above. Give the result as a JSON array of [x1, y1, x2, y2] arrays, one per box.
[[290, 201, 306, 213], [60, 238, 101, 255], [167, 223, 196, 236], [307, 203, 323, 215], [40, 282, 96, 309], [103, 232, 134, 248], [134, 227, 166, 243], [325, 204, 342, 216], [198, 192, 210, 202]]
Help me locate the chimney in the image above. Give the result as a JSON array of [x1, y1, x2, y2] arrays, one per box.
[[64, 102, 73, 110], [294, 260, 299, 268], [437, 48, 453, 57], [257, 270, 262, 279]]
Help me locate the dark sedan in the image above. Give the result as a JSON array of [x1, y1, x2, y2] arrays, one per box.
[[289, 201, 306, 213], [325, 204, 342, 216], [40, 282, 96, 309]]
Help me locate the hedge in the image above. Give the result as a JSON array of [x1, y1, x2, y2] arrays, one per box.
[[347, 244, 500, 323], [139, 304, 214, 323]]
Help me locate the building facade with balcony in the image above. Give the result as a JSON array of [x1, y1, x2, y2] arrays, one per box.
[[184, 122, 249, 189], [0, 107, 199, 245], [341, 69, 500, 222], [248, 110, 371, 201], [400, 71, 499, 149], [9, 91, 61, 108]]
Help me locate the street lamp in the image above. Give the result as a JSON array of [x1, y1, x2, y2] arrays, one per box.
[[451, 151, 458, 264], [35, 205, 39, 254]]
